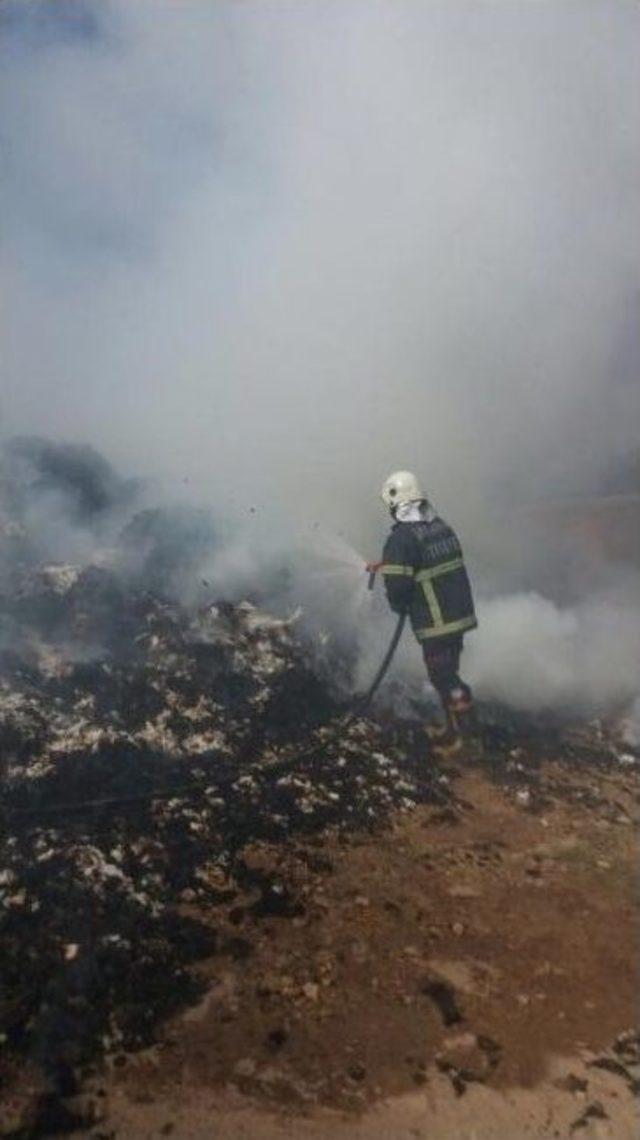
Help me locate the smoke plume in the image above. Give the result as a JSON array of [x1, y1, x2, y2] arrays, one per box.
[[1, 1, 639, 711]]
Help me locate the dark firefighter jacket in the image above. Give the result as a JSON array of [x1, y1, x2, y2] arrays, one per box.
[[381, 516, 477, 642]]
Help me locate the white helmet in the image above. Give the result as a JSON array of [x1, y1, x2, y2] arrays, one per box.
[[381, 470, 424, 509]]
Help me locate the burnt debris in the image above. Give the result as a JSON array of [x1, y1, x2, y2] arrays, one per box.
[[0, 523, 442, 1115], [2, 443, 639, 1133]]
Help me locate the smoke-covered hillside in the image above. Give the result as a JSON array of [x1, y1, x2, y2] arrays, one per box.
[[1, 439, 638, 1137], [1, 4, 639, 1135]]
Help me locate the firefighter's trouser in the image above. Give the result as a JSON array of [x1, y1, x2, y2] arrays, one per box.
[[422, 635, 478, 748], [421, 634, 469, 702]]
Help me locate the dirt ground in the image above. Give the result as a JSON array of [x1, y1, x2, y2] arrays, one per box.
[[74, 759, 639, 1140]]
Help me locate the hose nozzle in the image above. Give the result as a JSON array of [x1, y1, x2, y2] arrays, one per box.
[[366, 561, 383, 590]]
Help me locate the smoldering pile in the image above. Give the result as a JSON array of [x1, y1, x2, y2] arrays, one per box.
[[2, 438, 639, 1133], [0, 440, 445, 1118]]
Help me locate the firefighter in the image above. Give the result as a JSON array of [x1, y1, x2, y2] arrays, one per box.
[[379, 470, 478, 757]]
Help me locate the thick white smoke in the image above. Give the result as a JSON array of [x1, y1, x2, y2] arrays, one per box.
[[467, 589, 640, 712], [1, 1, 639, 712]]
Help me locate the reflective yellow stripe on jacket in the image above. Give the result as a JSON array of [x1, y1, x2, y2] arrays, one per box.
[[380, 564, 415, 577], [414, 615, 477, 640], [414, 557, 464, 583], [382, 557, 476, 639], [414, 557, 474, 639]]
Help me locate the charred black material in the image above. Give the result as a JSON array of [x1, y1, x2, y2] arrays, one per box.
[[0, 550, 445, 1101]]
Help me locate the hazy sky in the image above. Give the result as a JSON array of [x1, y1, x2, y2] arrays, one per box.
[[2, 0, 639, 551]]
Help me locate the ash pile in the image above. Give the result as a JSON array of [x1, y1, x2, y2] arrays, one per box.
[[0, 439, 442, 1126]]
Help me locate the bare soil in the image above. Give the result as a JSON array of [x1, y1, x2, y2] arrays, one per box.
[[77, 759, 639, 1139]]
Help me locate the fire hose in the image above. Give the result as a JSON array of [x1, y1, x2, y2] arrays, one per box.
[[350, 612, 406, 715], [349, 559, 407, 709], [4, 565, 409, 819]]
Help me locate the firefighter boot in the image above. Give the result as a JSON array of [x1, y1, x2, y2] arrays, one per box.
[[427, 708, 463, 761], [447, 688, 482, 759], [425, 720, 448, 743]]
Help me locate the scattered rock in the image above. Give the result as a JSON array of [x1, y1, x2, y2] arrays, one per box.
[[347, 1062, 366, 1082], [570, 1100, 608, 1132], [448, 885, 479, 899], [555, 1073, 589, 1094], [435, 1031, 501, 1087], [421, 978, 463, 1026], [265, 1027, 288, 1052], [233, 1057, 257, 1079]]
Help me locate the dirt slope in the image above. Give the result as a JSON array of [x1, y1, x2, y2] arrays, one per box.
[[74, 759, 639, 1140]]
